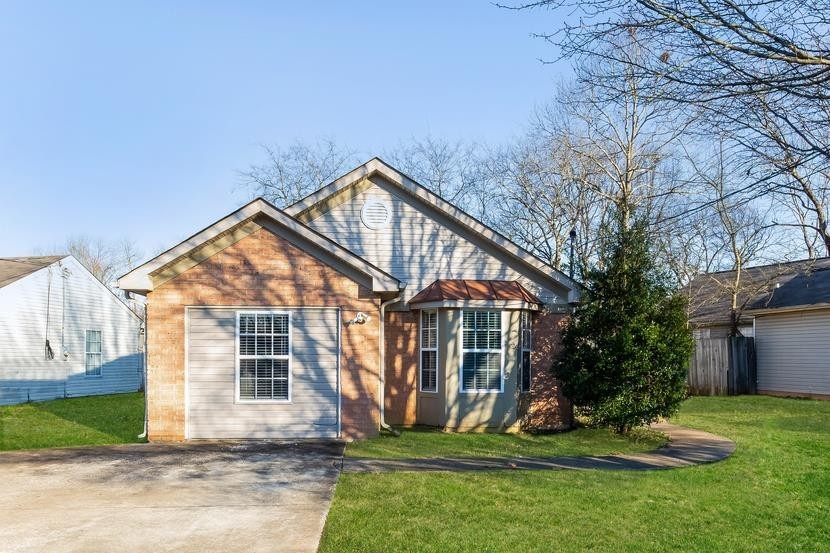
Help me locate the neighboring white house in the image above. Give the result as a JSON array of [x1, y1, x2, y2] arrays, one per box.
[[0, 255, 144, 405], [688, 257, 830, 399], [747, 260, 830, 399]]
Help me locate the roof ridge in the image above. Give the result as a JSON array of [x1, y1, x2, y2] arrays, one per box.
[[0, 255, 66, 261], [699, 256, 830, 277], [284, 159, 578, 294], [118, 197, 401, 294]]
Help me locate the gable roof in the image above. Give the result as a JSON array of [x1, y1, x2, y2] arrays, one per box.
[[687, 257, 830, 325], [410, 279, 543, 305], [118, 198, 402, 294], [747, 262, 830, 313], [285, 157, 579, 300], [0, 255, 66, 288]]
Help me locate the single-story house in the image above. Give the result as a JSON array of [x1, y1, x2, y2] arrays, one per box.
[[688, 257, 830, 399], [0, 255, 144, 405], [119, 158, 580, 441], [746, 260, 830, 399]]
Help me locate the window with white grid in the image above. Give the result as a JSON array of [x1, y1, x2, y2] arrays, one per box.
[[520, 311, 532, 392], [85, 330, 102, 376], [237, 312, 291, 401], [461, 311, 503, 392], [420, 310, 438, 392]]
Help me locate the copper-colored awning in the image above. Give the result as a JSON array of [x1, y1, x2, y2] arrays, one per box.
[[409, 279, 542, 306]]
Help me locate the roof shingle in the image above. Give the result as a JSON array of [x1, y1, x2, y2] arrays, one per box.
[[687, 257, 830, 325]]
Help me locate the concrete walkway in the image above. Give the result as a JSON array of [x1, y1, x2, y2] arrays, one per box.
[[341, 423, 736, 473]]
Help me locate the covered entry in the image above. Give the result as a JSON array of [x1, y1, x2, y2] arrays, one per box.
[[186, 306, 340, 439]]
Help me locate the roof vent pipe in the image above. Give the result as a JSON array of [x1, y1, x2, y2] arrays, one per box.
[[568, 228, 577, 280]]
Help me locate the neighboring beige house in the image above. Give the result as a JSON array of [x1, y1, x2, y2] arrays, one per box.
[[119, 158, 580, 441]]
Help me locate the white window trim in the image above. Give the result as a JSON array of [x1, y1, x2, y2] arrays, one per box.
[[234, 310, 293, 404], [84, 329, 103, 378], [520, 311, 532, 393], [459, 310, 505, 394], [419, 309, 439, 393]]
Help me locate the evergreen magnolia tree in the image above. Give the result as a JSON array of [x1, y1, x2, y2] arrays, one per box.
[[555, 216, 693, 432]]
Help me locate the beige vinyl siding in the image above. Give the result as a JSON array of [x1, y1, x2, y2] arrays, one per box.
[[755, 309, 830, 396], [416, 309, 522, 430], [186, 307, 339, 439], [305, 176, 568, 306], [0, 256, 143, 405]]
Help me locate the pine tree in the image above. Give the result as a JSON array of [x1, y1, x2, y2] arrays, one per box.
[[555, 216, 693, 433]]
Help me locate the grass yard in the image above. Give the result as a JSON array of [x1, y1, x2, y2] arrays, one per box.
[[346, 426, 666, 459], [0, 392, 145, 451], [322, 396, 830, 552]]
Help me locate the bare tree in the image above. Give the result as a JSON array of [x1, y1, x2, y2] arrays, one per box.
[[658, 203, 726, 287], [384, 136, 492, 220], [734, 96, 830, 255], [479, 36, 691, 279], [240, 136, 499, 222], [240, 139, 358, 208], [508, 0, 830, 101], [784, 192, 824, 259], [684, 141, 788, 334], [65, 236, 142, 289], [485, 123, 609, 276], [561, 36, 691, 231], [508, 0, 830, 255]]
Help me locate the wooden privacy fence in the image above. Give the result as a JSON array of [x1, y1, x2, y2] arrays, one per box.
[[688, 336, 757, 396]]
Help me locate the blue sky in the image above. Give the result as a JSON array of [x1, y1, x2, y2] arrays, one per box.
[[0, 1, 570, 258]]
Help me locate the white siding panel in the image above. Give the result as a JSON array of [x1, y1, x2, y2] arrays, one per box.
[[186, 307, 339, 439], [305, 178, 568, 305], [756, 310, 830, 396], [0, 257, 143, 405]]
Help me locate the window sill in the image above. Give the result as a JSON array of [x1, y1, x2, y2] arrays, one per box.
[[235, 399, 292, 405]]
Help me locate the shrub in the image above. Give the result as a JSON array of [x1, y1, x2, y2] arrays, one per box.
[[555, 217, 693, 432]]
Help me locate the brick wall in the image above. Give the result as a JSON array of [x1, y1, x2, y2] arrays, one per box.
[[519, 309, 573, 430], [384, 310, 419, 425], [145, 226, 381, 441]]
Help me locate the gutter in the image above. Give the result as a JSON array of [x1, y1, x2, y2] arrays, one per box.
[[378, 291, 404, 436], [745, 302, 830, 316]]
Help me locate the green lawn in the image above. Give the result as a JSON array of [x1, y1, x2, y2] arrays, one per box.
[[0, 392, 145, 451], [322, 396, 830, 552], [346, 426, 666, 459]]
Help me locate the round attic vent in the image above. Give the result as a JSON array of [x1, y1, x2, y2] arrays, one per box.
[[360, 198, 391, 230]]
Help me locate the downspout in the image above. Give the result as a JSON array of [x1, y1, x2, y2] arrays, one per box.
[[336, 307, 342, 439], [379, 292, 402, 436], [138, 310, 148, 440], [60, 261, 69, 399]]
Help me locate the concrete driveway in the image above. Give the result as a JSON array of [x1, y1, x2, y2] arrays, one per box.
[[0, 441, 344, 553]]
